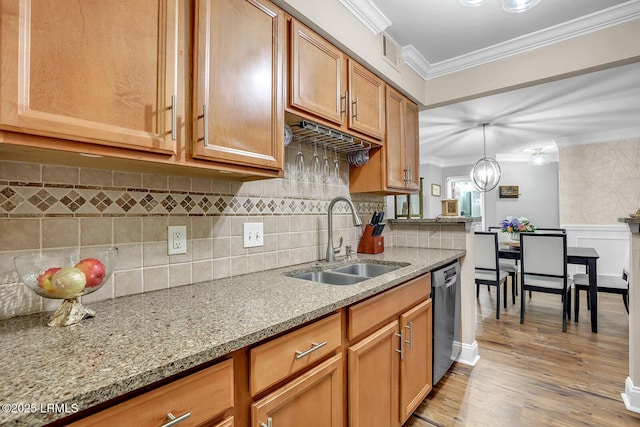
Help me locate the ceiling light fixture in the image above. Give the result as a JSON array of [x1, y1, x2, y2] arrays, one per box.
[[529, 148, 550, 165], [470, 123, 501, 192], [458, 0, 488, 6], [459, 0, 541, 13], [502, 0, 541, 13]]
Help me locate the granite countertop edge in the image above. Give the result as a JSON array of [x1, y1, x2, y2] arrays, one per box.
[[0, 247, 464, 426]]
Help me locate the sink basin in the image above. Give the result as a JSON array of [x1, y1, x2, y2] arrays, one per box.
[[288, 262, 405, 285], [292, 270, 368, 285], [331, 263, 400, 278]]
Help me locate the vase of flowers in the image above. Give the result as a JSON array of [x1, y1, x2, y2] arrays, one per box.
[[501, 216, 536, 241]]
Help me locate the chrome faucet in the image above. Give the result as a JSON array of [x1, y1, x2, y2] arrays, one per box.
[[326, 196, 362, 262]]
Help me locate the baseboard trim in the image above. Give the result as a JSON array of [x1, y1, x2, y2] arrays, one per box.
[[456, 340, 480, 366], [622, 377, 640, 414]]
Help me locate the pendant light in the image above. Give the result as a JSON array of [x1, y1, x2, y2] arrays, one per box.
[[470, 123, 501, 192]]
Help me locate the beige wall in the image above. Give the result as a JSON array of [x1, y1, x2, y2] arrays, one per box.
[[559, 138, 640, 224]]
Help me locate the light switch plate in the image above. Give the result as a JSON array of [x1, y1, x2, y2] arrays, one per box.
[[168, 225, 187, 255], [243, 222, 264, 248]]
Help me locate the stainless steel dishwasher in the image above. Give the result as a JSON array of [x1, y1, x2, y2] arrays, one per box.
[[432, 260, 461, 385]]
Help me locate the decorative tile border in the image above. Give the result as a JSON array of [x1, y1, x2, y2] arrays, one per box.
[[0, 181, 383, 218]]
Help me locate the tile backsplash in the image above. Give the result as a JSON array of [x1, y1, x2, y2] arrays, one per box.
[[0, 144, 465, 320], [0, 145, 383, 319]]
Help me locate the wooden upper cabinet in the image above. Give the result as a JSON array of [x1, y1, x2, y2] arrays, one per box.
[[347, 59, 385, 139], [403, 99, 420, 191], [193, 0, 284, 171], [289, 20, 346, 126], [0, 0, 178, 155], [288, 20, 385, 141]]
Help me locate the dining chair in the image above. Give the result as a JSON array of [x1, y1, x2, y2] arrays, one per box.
[[519, 232, 572, 332], [488, 226, 518, 298], [573, 269, 629, 321], [534, 228, 567, 234], [475, 231, 509, 319]]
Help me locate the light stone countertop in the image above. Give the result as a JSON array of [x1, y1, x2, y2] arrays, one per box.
[[0, 247, 464, 426]]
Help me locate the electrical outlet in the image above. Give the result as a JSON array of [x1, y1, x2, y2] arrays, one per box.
[[243, 222, 264, 248], [168, 225, 187, 255]]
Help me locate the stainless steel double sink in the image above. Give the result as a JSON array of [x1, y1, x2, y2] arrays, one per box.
[[287, 262, 406, 285]]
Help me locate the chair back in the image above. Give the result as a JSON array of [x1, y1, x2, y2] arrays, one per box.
[[475, 232, 499, 271], [520, 233, 567, 277]]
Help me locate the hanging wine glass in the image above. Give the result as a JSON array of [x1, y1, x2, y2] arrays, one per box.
[[296, 139, 305, 180]]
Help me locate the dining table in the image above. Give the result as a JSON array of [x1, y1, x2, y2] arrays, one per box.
[[499, 244, 601, 333]]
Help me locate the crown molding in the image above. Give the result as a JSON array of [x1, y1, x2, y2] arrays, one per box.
[[345, 1, 640, 79], [337, 0, 390, 34]]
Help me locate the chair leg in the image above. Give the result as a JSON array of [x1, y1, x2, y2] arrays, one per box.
[[566, 288, 571, 322], [562, 294, 567, 332], [476, 283, 479, 298], [520, 285, 525, 324], [496, 283, 501, 319], [503, 280, 507, 309], [574, 288, 580, 323], [623, 293, 630, 314], [510, 272, 516, 305]]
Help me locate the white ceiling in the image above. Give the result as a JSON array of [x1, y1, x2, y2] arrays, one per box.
[[343, 0, 640, 166]]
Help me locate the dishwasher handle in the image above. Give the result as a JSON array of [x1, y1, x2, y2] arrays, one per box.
[[444, 274, 458, 288]]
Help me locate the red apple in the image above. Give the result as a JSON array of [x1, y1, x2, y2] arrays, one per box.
[[37, 267, 61, 291], [75, 258, 106, 288]]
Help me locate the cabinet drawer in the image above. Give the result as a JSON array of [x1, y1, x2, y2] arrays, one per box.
[[69, 359, 233, 427], [348, 273, 431, 341], [250, 312, 342, 396]]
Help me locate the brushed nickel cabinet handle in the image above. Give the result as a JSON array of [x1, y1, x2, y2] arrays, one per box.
[[395, 330, 405, 360], [161, 411, 191, 427], [261, 417, 273, 427], [170, 95, 177, 140], [295, 341, 328, 359], [341, 90, 348, 119], [197, 104, 209, 147], [405, 321, 413, 350], [352, 95, 359, 121]]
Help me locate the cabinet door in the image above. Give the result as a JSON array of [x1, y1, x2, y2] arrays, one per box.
[[385, 86, 407, 190], [404, 99, 420, 191], [0, 0, 177, 155], [289, 20, 346, 126], [348, 320, 400, 427], [347, 59, 385, 139], [193, 0, 284, 171], [252, 353, 343, 427], [399, 299, 432, 424]]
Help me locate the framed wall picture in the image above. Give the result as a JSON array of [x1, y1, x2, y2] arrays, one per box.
[[499, 185, 519, 199], [431, 183, 441, 197]]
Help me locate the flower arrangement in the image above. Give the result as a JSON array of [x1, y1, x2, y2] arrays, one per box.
[[501, 216, 536, 235]]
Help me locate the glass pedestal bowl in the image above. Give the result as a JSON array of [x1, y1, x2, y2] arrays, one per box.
[[14, 247, 118, 327]]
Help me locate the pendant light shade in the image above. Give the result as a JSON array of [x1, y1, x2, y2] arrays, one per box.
[[470, 124, 501, 191]]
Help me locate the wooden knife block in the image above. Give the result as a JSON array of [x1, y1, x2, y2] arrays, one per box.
[[357, 224, 384, 254]]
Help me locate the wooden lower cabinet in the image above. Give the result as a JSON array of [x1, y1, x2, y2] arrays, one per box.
[[69, 359, 234, 427], [348, 320, 400, 427], [347, 273, 433, 427], [399, 299, 433, 423], [251, 353, 343, 427]]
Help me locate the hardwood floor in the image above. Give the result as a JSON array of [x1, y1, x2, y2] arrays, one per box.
[[404, 282, 639, 427]]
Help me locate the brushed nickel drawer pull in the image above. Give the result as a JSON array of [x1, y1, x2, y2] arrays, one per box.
[[197, 104, 209, 146], [295, 341, 328, 359], [161, 411, 191, 427], [261, 417, 273, 427], [341, 91, 348, 119], [170, 95, 177, 141]]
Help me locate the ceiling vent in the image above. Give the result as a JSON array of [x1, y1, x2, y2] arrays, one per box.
[[381, 33, 400, 69]]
